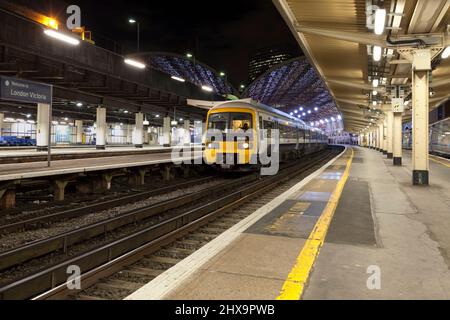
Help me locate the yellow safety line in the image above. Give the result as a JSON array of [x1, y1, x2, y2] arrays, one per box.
[[429, 156, 450, 168], [276, 148, 355, 300]]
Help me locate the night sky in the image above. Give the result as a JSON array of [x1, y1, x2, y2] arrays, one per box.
[[14, 0, 301, 87]]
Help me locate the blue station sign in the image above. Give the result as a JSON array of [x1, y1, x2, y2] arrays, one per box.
[[0, 76, 52, 104]]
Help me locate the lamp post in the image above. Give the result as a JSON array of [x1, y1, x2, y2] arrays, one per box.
[[129, 18, 140, 52]]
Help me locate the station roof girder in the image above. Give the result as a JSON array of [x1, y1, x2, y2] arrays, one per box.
[[273, 0, 450, 133]]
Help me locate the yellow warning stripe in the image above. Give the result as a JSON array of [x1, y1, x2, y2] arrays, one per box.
[[276, 148, 355, 300], [429, 156, 450, 168]]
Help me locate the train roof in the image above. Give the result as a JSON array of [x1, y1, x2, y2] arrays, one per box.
[[210, 99, 324, 133]]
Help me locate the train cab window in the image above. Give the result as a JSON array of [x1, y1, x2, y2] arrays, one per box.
[[230, 113, 253, 132], [207, 112, 253, 133], [208, 113, 228, 132]]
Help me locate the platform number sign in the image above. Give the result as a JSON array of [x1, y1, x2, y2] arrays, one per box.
[[392, 98, 404, 113]]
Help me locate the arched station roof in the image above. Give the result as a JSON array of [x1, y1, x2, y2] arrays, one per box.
[[140, 52, 238, 97], [243, 57, 340, 123]]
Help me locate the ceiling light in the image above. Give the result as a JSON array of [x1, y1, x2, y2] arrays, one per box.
[[374, 9, 387, 35], [373, 91, 378, 96], [202, 85, 213, 92], [373, 79, 379, 88], [442, 46, 450, 59], [171, 76, 186, 82], [76, 102, 83, 107], [44, 29, 80, 45], [129, 18, 136, 24], [124, 58, 146, 69], [373, 46, 382, 62]]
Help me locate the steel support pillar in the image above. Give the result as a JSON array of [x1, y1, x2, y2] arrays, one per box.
[[96, 107, 107, 150], [133, 112, 144, 148], [183, 120, 191, 146], [163, 117, 171, 147], [393, 112, 403, 166], [412, 67, 430, 185], [386, 111, 394, 159], [75, 120, 83, 144], [0, 113, 4, 137], [383, 119, 388, 155], [36, 103, 50, 152], [378, 123, 384, 152]]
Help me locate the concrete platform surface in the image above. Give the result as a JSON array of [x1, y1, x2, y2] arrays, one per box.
[[0, 145, 174, 158], [125, 146, 450, 300], [0, 151, 202, 182]]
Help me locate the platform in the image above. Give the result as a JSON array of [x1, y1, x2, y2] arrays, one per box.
[[125, 146, 450, 300], [0, 145, 191, 165], [0, 150, 202, 182]]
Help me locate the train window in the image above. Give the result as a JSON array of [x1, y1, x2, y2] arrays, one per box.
[[208, 113, 228, 132], [207, 112, 253, 132], [230, 113, 253, 131]]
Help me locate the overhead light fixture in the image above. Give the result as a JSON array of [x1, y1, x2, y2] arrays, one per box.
[[129, 18, 136, 24], [442, 46, 450, 59], [26, 114, 31, 118], [308, 110, 312, 114], [373, 101, 377, 106], [373, 90, 378, 96], [294, 110, 298, 114], [299, 107, 304, 111], [76, 102, 83, 107], [186, 53, 193, 58], [374, 9, 386, 35], [337, 115, 342, 120], [314, 107, 319, 111], [373, 79, 379, 88], [219, 72, 226, 77], [44, 29, 80, 45], [373, 46, 382, 62], [202, 85, 213, 92], [124, 58, 146, 69], [155, 114, 160, 118], [171, 75, 186, 82], [302, 113, 306, 116], [171, 120, 178, 126]]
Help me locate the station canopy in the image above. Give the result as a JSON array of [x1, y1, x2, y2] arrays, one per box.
[[243, 57, 340, 123], [145, 52, 238, 97], [273, 0, 450, 132]]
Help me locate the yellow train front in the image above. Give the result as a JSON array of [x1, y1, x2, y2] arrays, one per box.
[[204, 103, 258, 171], [203, 100, 329, 172]]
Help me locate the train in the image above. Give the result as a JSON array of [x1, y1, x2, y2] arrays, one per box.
[[203, 100, 328, 171], [403, 117, 450, 158]]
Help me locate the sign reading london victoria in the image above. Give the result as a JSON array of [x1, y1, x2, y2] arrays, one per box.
[[0, 76, 52, 104]]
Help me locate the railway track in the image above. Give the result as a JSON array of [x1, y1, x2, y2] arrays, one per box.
[[0, 175, 220, 235], [0, 147, 342, 300]]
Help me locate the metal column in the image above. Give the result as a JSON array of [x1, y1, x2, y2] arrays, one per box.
[[163, 117, 171, 147], [36, 103, 50, 152], [386, 111, 394, 159], [96, 107, 107, 150], [393, 113, 403, 166], [133, 112, 144, 148], [411, 50, 431, 185]]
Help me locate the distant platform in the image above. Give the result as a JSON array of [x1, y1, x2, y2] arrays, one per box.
[[125, 146, 450, 300], [0, 149, 203, 182], [0, 145, 201, 165]]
